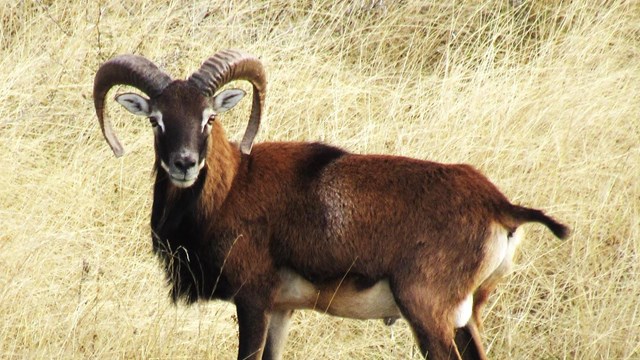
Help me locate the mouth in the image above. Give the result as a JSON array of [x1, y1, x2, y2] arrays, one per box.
[[160, 159, 204, 188], [169, 173, 198, 188]]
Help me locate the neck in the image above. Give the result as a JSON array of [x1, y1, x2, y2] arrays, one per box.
[[199, 121, 241, 216]]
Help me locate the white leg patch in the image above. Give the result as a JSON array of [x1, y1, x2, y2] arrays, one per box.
[[453, 295, 473, 328]]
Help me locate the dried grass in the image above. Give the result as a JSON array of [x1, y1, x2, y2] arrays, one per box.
[[1, 0, 638, 358]]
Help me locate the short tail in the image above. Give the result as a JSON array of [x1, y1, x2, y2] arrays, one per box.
[[509, 205, 570, 239]]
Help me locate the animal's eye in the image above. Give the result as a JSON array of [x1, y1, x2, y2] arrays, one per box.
[[149, 116, 159, 127], [207, 114, 215, 125]]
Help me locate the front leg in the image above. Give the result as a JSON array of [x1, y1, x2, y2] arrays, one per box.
[[263, 310, 294, 360], [236, 299, 271, 360]]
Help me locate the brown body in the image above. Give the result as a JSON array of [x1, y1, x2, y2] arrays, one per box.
[[152, 126, 566, 359], [93, 50, 569, 360]]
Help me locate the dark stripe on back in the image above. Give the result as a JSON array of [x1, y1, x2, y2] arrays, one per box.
[[298, 142, 347, 182]]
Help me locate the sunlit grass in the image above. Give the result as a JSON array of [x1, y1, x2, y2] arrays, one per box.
[[1, 0, 638, 358]]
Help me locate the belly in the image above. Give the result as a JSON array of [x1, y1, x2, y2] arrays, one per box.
[[273, 268, 401, 320]]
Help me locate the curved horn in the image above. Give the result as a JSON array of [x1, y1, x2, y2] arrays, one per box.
[[93, 55, 172, 157], [187, 49, 266, 155]]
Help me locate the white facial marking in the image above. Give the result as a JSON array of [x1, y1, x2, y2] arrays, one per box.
[[453, 294, 473, 328], [160, 160, 171, 174], [201, 108, 216, 133], [171, 178, 197, 188], [150, 110, 165, 133], [160, 159, 199, 188]]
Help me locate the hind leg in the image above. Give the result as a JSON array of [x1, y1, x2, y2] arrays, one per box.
[[390, 281, 461, 359], [454, 319, 487, 360], [472, 273, 503, 332], [454, 266, 508, 360]]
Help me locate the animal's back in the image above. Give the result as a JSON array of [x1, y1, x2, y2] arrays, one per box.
[[242, 142, 510, 282]]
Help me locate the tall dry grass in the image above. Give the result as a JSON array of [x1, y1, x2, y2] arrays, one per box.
[[1, 0, 638, 358]]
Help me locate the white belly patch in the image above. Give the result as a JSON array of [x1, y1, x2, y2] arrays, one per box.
[[274, 268, 401, 320]]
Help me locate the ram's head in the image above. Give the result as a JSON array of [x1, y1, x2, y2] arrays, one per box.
[[93, 50, 266, 187]]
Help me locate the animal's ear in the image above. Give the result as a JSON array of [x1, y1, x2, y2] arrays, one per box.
[[212, 89, 246, 113], [115, 93, 151, 116]]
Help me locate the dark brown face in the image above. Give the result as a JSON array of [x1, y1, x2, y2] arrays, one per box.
[[150, 82, 214, 188], [115, 80, 246, 188], [94, 50, 265, 165]]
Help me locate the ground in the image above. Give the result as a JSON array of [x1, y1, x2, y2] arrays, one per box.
[[0, 1, 638, 358]]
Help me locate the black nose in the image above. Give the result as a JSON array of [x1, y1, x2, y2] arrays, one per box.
[[174, 155, 196, 173]]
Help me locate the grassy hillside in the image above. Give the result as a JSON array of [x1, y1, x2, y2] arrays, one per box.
[[1, 1, 638, 358]]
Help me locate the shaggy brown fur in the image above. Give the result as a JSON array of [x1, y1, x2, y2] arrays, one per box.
[[150, 120, 568, 360], [94, 52, 568, 360]]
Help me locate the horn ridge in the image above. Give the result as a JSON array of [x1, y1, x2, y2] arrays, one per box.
[[188, 49, 266, 155], [93, 54, 172, 157]]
